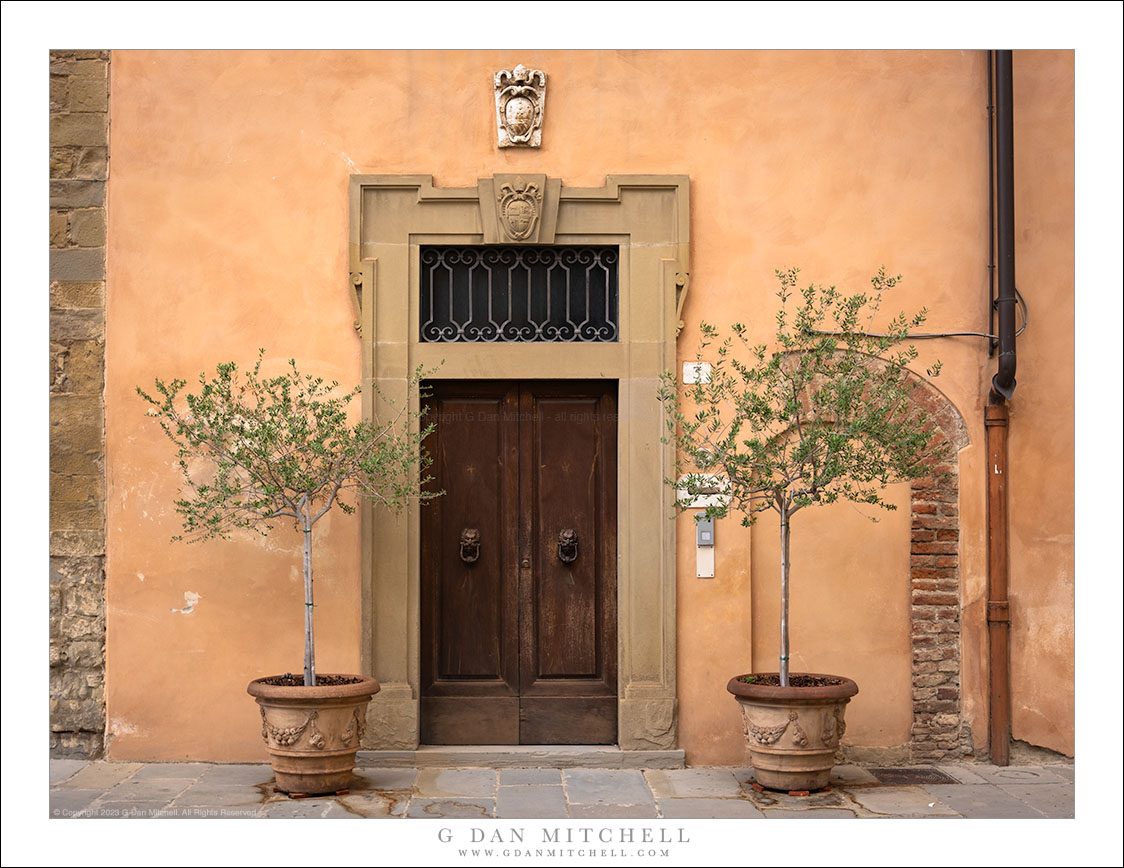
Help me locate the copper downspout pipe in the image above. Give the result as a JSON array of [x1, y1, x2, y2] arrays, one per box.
[[985, 400, 1011, 766], [986, 49, 1017, 766]]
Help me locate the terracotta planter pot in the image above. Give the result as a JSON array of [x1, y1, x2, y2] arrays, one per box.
[[247, 674, 380, 795], [727, 673, 859, 792]]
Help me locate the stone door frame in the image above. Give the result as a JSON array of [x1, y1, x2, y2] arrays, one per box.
[[350, 174, 690, 750]]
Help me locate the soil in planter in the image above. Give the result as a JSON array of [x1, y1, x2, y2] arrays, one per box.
[[739, 674, 847, 687], [259, 673, 365, 687]]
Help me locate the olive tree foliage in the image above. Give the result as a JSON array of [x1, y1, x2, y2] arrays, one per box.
[[138, 351, 438, 686], [658, 268, 947, 686]]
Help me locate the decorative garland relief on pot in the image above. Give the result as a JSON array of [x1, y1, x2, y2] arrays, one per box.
[[260, 708, 326, 750], [743, 710, 797, 746]]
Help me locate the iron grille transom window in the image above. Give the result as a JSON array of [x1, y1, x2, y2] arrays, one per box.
[[419, 246, 619, 342]]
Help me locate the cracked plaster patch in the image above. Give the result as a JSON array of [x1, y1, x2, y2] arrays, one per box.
[[171, 591, 200, 614]]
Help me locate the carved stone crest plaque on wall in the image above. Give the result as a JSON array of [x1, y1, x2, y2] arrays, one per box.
[[496, 177, 543, 240], [494, 64, 546, 148]]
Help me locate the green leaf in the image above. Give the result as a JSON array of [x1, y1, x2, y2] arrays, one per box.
[[139, 352, 442, 544], [660, 269, 949, 524]]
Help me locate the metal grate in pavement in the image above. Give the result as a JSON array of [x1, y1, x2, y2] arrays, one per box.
[[869, 767, 959, 785]]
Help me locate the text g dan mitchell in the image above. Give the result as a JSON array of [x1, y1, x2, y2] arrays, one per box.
[[437, 827, 690, 844]]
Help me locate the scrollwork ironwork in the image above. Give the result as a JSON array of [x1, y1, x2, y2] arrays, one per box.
[[420, 246, 618, 343]]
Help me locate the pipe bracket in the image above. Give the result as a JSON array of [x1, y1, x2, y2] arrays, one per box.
[[986, 601, 1010, 623]]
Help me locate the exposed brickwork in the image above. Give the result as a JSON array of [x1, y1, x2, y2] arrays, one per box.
[[906, 383, 972, 761], [50, 49, 108, 758]]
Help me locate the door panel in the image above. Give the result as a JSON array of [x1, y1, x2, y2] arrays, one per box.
[[421, 380, 617, 744], [420, 384, 520, 743]]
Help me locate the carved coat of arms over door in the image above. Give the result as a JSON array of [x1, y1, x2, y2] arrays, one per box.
[[497, 178, 543, 241], [478, 173, 559, 245], [494, 64, 546, 148]]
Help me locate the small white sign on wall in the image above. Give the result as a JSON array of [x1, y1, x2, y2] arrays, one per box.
[[682, 361, 711, 384], [676, 474, 730, 509], [697, 544, 715, 578]]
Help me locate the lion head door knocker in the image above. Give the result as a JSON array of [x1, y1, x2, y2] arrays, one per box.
[[497, 178, 542, 241], [459, 528, 481, 565], [557, 528, 579, 565], [494, 64, 546, 149]]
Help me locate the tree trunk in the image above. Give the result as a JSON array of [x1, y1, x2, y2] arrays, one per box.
[[779, 510, 790, 687], [302, 510, 316, 687]]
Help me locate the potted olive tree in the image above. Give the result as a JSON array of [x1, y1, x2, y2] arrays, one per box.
[[139, 351, 437, 795], [659, 267, 947, 791]]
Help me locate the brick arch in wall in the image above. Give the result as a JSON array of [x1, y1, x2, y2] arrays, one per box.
[[787, 360, 971, 760], [900, 374, 970, 761], [723, 350, 972, 760]]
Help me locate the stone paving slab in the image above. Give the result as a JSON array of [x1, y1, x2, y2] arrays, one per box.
[[763, 808, 858, 818], [967, 764, 1069, 785], [49, 788, 102, 818], [741, 787, 849, 811], [733, 768, 755, 788], [563, 769, 653, 806], [936, 763, 991, 784], [922, 783, 1043, 818], [129, 762, 209, 780], [261, 798, 356, 819], [847, 785, 959, 817], [995, 782, 1075, 818], [1050, 765, 1075, 782], [321, 802, 358, 819], [78, 800, 178, 819], [340, 791, 409, 818], [195, 763, 273, 786], [407, 797, 495, 819], [365, 746, 686, 769], [101, 777, 193, 801], [656, 797, 764, 818], [55, 762, 142, 790], [500, 768, 564, 786], [47, 759, 1076, 821], [644, 768, 741, 799], [496, 784, 568, 818], [49, 759, 89, 785], [171, 783, 266, 807], [351, 768, 418, 791], [830, 764, 879, 785], [567, 803, 659, 819], [415, 768, 498, 798]]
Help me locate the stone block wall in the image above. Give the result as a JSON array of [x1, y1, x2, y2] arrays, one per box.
[[50, 49, 108, 758]]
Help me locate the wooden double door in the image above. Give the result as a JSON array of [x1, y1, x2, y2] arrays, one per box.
[[421, 380, 618, 744]]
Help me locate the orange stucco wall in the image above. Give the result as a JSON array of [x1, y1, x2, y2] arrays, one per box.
[[105, 50, 1074, 762], [1005, 51, 1075, 754]]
